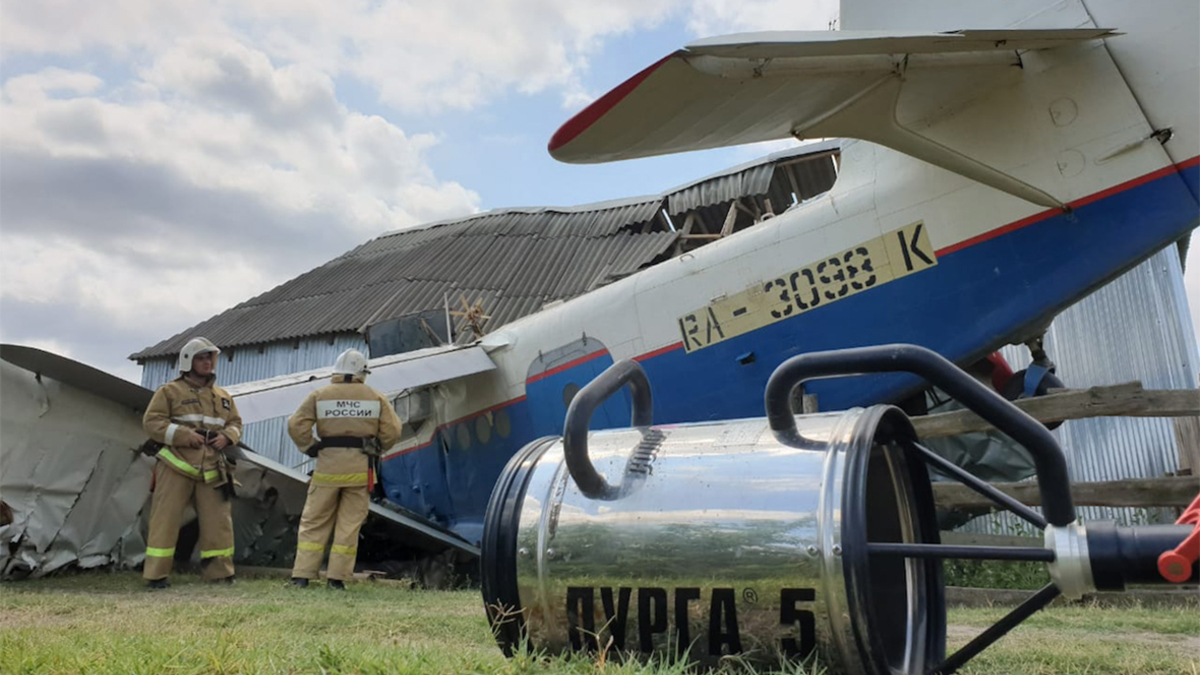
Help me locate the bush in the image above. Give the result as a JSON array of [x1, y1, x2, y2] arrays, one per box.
[[942, 559, 1050, 589]]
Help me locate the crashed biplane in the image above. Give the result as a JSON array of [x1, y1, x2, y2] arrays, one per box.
[[221, 0, 1198, 548]]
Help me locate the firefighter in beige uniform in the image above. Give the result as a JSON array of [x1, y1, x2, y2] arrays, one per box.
[[142, 337, 242, 588], [288, 349, 402, 589]]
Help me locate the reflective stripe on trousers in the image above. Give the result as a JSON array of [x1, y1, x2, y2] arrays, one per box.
[[157, 447, 220, 483], [143, 463, 235, 581], [291, 484, 369, 581], [311, 472, 368, 486]]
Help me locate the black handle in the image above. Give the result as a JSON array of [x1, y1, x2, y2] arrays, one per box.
[[764, 344, 1075, 527], [563, 359, 653, 499]]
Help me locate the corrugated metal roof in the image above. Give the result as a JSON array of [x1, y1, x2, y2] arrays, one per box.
[[131, 146, 840, 360], [132, 226, 674, 358]]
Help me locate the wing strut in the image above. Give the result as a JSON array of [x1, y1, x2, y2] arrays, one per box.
[[789, 68, 1068, 210]]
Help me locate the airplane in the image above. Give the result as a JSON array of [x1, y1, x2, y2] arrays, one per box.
[[228, 0, 1198, 549]]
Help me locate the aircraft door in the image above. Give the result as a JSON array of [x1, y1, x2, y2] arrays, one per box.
[[524, 338, 631, 436]]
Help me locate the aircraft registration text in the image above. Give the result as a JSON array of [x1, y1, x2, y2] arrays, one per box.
[[678, 221, 937, 353]]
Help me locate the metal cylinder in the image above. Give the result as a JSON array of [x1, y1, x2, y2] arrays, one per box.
[[482, 405, 945, 674]]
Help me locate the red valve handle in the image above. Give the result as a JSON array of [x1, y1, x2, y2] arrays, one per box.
[[1158, 493, 1200, 583]]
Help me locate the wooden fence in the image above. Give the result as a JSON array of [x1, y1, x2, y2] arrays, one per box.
[[907, 382, 1200, 513]]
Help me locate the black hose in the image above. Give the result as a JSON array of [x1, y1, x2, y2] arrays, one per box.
[[763, 344, 1075, 527], [562, 359, 653, 499], [1086, 522, 1197, 590]]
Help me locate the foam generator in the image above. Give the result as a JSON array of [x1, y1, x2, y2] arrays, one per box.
[[482, 344, 1198, 674]]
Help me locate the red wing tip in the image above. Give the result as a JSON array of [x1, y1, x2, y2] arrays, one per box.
[[548, 52, 679, 159]]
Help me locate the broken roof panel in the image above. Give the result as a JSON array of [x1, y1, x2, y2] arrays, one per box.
[[665, 140, 840, 215], [132, 147, 838, 360]]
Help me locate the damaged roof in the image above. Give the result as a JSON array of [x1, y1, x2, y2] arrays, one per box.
[[131, 142, 838, 360]]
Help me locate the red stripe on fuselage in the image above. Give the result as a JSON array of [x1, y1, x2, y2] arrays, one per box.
[[525, 349, 610, 384], [1175, 155, 1200, 171], [938, 156, 1199, 256], [634, 342, 683, 361]]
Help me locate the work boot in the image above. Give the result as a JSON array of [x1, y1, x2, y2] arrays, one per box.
[[289, 577, 309, 588], [327, 579, 346, 591], [146, 578, 170, 591]]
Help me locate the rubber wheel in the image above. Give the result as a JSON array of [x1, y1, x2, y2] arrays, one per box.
[[1002, 368, 1065, 430]]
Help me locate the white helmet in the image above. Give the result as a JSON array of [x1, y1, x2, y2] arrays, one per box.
[[332, 349, 370, 377], [177, 337, 220, 373]]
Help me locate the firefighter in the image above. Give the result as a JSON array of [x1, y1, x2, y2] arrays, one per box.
[[142, 337, 242, 589], [288, 349, 402, 589]]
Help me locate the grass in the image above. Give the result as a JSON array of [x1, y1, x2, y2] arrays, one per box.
[[950, 605, 1199, 675], [1, 572, 1196, 674]]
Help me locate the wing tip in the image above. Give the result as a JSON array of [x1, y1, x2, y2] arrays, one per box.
[[548, 52, 679, 162]]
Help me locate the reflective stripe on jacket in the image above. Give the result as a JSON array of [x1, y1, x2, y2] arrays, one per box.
[[143, 376, 243, 481]]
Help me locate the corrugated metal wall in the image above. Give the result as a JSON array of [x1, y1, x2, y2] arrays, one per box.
[[971, 246, 1197, 534], [140, 333, 368, 390], [139, 333, 368, 470], [241, 416, 311, 472]]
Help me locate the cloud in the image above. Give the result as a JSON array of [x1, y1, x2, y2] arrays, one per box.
[[0, 0, 845, 384], [1, 50, 480, 379], [273, 0, 687, 113], [685, 0, 840, 35], [0, 0, 223, 55], [3, 68, 104, 101], [142, 38, 344, 130], [2, 1, 837, 116], [2, 0, 685, 114], [0, 293, 148, 385]]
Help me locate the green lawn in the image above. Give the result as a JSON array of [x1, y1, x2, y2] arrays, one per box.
[[0, 572, 1195, 674]]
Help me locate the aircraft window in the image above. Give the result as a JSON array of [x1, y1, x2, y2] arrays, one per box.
[[475, 416, 492, 445], [399, 422, 422, 441], [456, 425, 471, 451], [495, 410, 512, 439], [562, 383, 581, 407]]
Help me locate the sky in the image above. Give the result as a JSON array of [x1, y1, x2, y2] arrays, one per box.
[[1, 0, 1197, 386]]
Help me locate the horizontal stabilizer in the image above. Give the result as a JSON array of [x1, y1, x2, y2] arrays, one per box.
[[685, 28, 1118, 59], [549, 28, 1117, 167]]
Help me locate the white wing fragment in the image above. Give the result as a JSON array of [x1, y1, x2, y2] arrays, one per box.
[[228, 344, 496, 424]]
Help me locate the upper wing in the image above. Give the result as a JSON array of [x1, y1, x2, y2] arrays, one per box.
[[226, 344, 496, 425], [0, 343, 154, 410]]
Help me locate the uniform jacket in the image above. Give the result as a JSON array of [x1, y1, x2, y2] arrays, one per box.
[[288, 375, 403, 486], [143, 375, 243, 482]]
